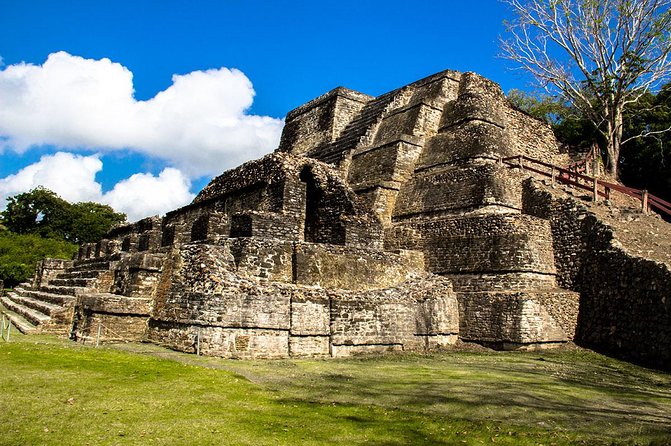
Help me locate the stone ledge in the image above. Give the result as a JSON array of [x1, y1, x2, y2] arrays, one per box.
[[351, 134, 424, 158], [78, 293, 152, 315], [285, 87, 373, 121]]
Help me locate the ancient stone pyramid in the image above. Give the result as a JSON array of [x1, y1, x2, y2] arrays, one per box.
[[3, 70, 669, 368]]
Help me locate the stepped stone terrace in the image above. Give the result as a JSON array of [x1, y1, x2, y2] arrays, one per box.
[[2, 70, 669, 369]]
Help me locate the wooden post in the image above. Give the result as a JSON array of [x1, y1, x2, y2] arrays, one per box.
[[551, 166, 556, 187], [605, 187, 611, 200], [593, 177, 598, 202], [642, 190, 649, 214], [518, 155, 523, 170], [592, 159, 599, 177], [96, 320, 102, 347], [196, 326, 201, 356], [1, 313, 9, 342]]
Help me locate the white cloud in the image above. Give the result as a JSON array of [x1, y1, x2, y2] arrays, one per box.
[[0, 51, 284, 177], [0, 152, 103, 204], [103, 168, 195, 221], [0, 152, 195, 222]]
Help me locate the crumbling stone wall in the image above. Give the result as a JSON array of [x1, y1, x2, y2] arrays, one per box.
[[21, 68, 667, 363], [523, 179, 671, 368], [32, 258, 73, 289], [145, 242, 457, 358], [278, 87, 372, 157]]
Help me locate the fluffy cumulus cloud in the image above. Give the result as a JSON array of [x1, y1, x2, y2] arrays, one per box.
[[0, 152, 195, 221], [0, 51, 284, 177], [0, 152, 103, 204], [103, 168, 194, 222]]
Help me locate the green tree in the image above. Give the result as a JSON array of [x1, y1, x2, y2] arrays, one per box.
[[620, 82, 671, 198], [508, 85, 671, 200], [1, 188, 126, 244], [68, 202, 126, 244], [2, 187, 71, 238], [501, 0, 671, 178], [0, 229, 78, 288]]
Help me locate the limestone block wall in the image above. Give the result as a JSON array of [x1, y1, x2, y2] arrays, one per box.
[[162, 203, 230, 246], [73, 293, 152, 344], [32, 258, 73, 288], [329, 275, 459, 356], [393, 162, 524, 217], [385, 214, 557, 279], [504, 106, 569, 166], [146, 242, 458, 358], [110, 252, 165, 297], [230, 237, 293, 283], [457, 290, 578, 348], [293, 242, 423, 290], [277, 87, 372, 156], [523, 180, 671, 368]]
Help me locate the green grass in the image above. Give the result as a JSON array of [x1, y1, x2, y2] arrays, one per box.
[[1, 334, 670, 445]]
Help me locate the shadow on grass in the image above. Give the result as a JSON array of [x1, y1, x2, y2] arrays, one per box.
[[88, 341, 671, 444], [248, 352, 671, 443]]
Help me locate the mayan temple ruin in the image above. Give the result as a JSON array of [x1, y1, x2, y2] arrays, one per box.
[[2, 70, 670, 368]]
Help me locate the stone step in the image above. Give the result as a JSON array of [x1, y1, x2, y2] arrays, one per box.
[[69, 259, 111, 272], [13, 287, 76, 306], [48, 277, 96, 288], [37, 285, 82, 297], [55, 269, 102, 280], [1, 294, 51, 326], [7, 292, 67, 317], [0, 305, 37, 335]]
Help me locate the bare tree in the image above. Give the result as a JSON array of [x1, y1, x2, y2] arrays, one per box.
[[500, 0, 671, 178]]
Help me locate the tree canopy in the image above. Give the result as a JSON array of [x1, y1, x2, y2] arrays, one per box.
[[501, 0, 671, 178], [508, 83, 671, 200], [1, 187, 126, 244], [0, 188, 126, 288]]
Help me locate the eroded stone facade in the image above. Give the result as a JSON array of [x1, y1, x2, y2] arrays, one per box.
[[6, 69, 668, 367]]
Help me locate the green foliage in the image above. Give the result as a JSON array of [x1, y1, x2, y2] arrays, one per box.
[[508, 85, 671, 201], [620, 83, 671, 200], [0, 230, 77, 287], [2, 187, 71, 238], [508, 89, 601, 150], [1, 187, 126, 244], [0, 188, 123, 286], [507, 89, 568, 125], [68, 201, 127, 243]]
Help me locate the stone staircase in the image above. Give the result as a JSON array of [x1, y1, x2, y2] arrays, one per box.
[[311, 91, 399, 166], [0, 257, 115, 335]]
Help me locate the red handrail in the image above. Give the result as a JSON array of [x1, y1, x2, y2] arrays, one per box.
[[500, 155, 671, 219]]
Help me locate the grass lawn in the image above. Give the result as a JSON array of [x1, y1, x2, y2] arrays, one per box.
[[0, 333, 670, 445]]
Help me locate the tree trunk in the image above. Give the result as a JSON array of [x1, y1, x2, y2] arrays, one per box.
[[605, 106, 624, 180]]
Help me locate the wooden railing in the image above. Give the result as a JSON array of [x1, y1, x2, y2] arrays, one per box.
[[566, 143, 599, 176], [500, 155, 671, 218]]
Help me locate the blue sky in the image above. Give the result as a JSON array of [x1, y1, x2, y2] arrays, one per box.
[[0, 0, 530, 221]]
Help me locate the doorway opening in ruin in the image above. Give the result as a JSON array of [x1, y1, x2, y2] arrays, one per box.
[[191, 215, 209, 242], [299, 166, 347, 245], [300, 167, 322, 243]]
